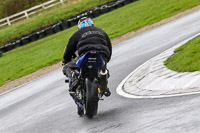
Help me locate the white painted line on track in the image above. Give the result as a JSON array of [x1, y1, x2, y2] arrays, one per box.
[[116, 32, 200, 99]]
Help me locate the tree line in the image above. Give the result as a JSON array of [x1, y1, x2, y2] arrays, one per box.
[[0, 0, 49, 19]]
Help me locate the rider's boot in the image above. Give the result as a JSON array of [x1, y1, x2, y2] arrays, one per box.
[[99, 69, 111, 97], [104, 88, 111, 97], [63, 66, 78, 94], [68, 71, 79, 93]]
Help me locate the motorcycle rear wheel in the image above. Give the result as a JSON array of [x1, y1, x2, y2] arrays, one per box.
[[85, 78, 99, 118]]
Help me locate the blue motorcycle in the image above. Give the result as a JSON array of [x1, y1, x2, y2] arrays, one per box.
[[68, 50, 107, 118]]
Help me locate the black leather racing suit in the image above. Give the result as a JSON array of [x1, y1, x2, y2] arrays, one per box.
[[62, 26, 112, 93], [63, 26, 112, 64]]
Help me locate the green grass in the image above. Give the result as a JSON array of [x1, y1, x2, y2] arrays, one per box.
[[0, 0, 112, 46], [0, 0, 200, 86], [164, 36, 200, 72]]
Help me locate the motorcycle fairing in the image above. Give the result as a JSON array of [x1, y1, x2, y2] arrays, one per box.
[[76, 50, 105, 69]]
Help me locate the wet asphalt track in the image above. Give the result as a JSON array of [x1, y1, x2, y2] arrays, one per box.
[[1, 10, 200, 133]]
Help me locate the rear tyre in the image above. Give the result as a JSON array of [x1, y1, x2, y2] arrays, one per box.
[[85, 78, 99, 118]]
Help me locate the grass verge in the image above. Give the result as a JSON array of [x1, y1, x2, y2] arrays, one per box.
[[164, 35, 200, 72], [0, 0, 112, 46], [0, 0, 200, 87]]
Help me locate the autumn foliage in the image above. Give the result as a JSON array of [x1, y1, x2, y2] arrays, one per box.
[[0, 0, 49, 18]]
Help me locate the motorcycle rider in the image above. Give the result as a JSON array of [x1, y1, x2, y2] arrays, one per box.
[[62, 17, 112, 97]]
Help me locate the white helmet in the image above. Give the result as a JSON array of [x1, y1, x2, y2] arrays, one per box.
[[78, 17, 94, 29]]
